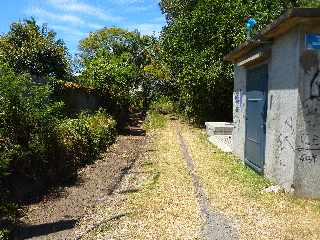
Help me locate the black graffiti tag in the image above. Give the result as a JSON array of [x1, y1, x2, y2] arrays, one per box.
[[299, 153, 318, 164]]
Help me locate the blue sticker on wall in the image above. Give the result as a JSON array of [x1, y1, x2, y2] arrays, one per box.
[[306, 33, 320, 50]]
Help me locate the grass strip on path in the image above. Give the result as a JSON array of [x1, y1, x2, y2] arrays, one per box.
[[85, 116, 203, 239], [180, 122, 320, 240], [177, 125, 238, 239]]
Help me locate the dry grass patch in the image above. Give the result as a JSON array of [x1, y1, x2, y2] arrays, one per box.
[[180, 122, 320, 240], [85, 120, 202, 239]]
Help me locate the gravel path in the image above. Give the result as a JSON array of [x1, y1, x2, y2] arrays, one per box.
[[177, 125, 238, 240]]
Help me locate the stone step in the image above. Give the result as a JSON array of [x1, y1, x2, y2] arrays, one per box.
[[205, 122, 233, 136]]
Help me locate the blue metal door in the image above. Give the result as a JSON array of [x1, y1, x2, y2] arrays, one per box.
[[245, 64, 268, 173]]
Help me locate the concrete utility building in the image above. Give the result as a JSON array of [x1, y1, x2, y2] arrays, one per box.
[[225, 8, 320, 198]]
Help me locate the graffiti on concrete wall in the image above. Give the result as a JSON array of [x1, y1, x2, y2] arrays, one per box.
[[296, 134, 320, 151], [301, 50, 320, 130], [310, 71, 320, 99], [279, 120, 320, 165], [303, 69, 320, 127], [278, 116, 295, 150], [233, 90, 242, 129], [296, 133, 320, 164], [233, 115, 240, 130], [276, 50, 320, 165], [278, 116, 296, 167], [301, 50, 320, 99], [301, 50, 320, 103], [234, 91, 242, 112], [298, 153, 318, 164]]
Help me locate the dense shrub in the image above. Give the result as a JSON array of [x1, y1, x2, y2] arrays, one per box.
[[0, 64, 64, 238], [150, 96, 175, 115], [0, 19, 120, 238], [0, 64, 64, 179], [0, 65, 116, 181], [0, 140, 10, 179], [87, 111, 117, 149], [0, 229, 9, 240], [53, 110, 116, 180], [0, 66, 117, 236]]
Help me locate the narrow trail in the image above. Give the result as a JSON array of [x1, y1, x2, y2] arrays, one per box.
[[13, 116, 148, 240], [13, 118, 240, 239], [177, 123, 238, 240]]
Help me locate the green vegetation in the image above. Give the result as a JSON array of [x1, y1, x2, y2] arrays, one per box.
[[0, 18, 72, 187], [0, 229, 9, 240], [149, 96, 175, 115], [0, 20, 118, 237], [143, 111, 168, 131], [55, 110, 116, 179], [1, 2, 320, 238], [144, 97, 177, 131], [0, 200, 17, 240], [0, 64, 64, 180], [0, 18, 70, 79], [159, 0, 320, 123], [0, 60, 116, 234], [79, 27, 165, 114]]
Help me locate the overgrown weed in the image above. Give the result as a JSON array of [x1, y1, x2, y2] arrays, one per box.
[[143, 111, 168, 130]]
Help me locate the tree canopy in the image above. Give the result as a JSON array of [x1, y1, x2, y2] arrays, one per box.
[[79, 27, 152, 67], [159, 0, 320, 123], [0, 18, 70, 79], [79, 27, 168, 111]]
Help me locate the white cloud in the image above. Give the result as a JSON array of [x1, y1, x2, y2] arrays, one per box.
[[86, 23, 104, 30], [51, 24, 85, 37], [129, 23, 163, 36], [47, 0, 124, 22], [123, 4, 152, 12], [116, 0, 144, 5], [23, 0, 164, 54], [27, 7, 85, 25], [26, 7, 104, 30]]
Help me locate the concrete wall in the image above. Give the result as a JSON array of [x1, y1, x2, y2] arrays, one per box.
[[233, 65, 246, 160], [232, 22, 320, 197], [264, 28, 300, 191], [233, 28, 300, 186], [294, 22, 320, 197]]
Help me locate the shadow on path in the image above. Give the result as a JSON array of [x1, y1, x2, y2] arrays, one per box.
[[13, 219, 78, 240]]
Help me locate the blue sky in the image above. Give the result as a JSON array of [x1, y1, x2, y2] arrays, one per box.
[[0, 0, 166, 55]]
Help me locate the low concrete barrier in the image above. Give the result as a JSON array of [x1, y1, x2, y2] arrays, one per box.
[[205, 122, 233, 153]]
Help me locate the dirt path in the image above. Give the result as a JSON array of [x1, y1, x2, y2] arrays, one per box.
[[14, 116, 320, 240], [74, 119, 239, 240], [13, 117, 243, 240], [13, 123, 148, 240], [79, 120, 204, 239]]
